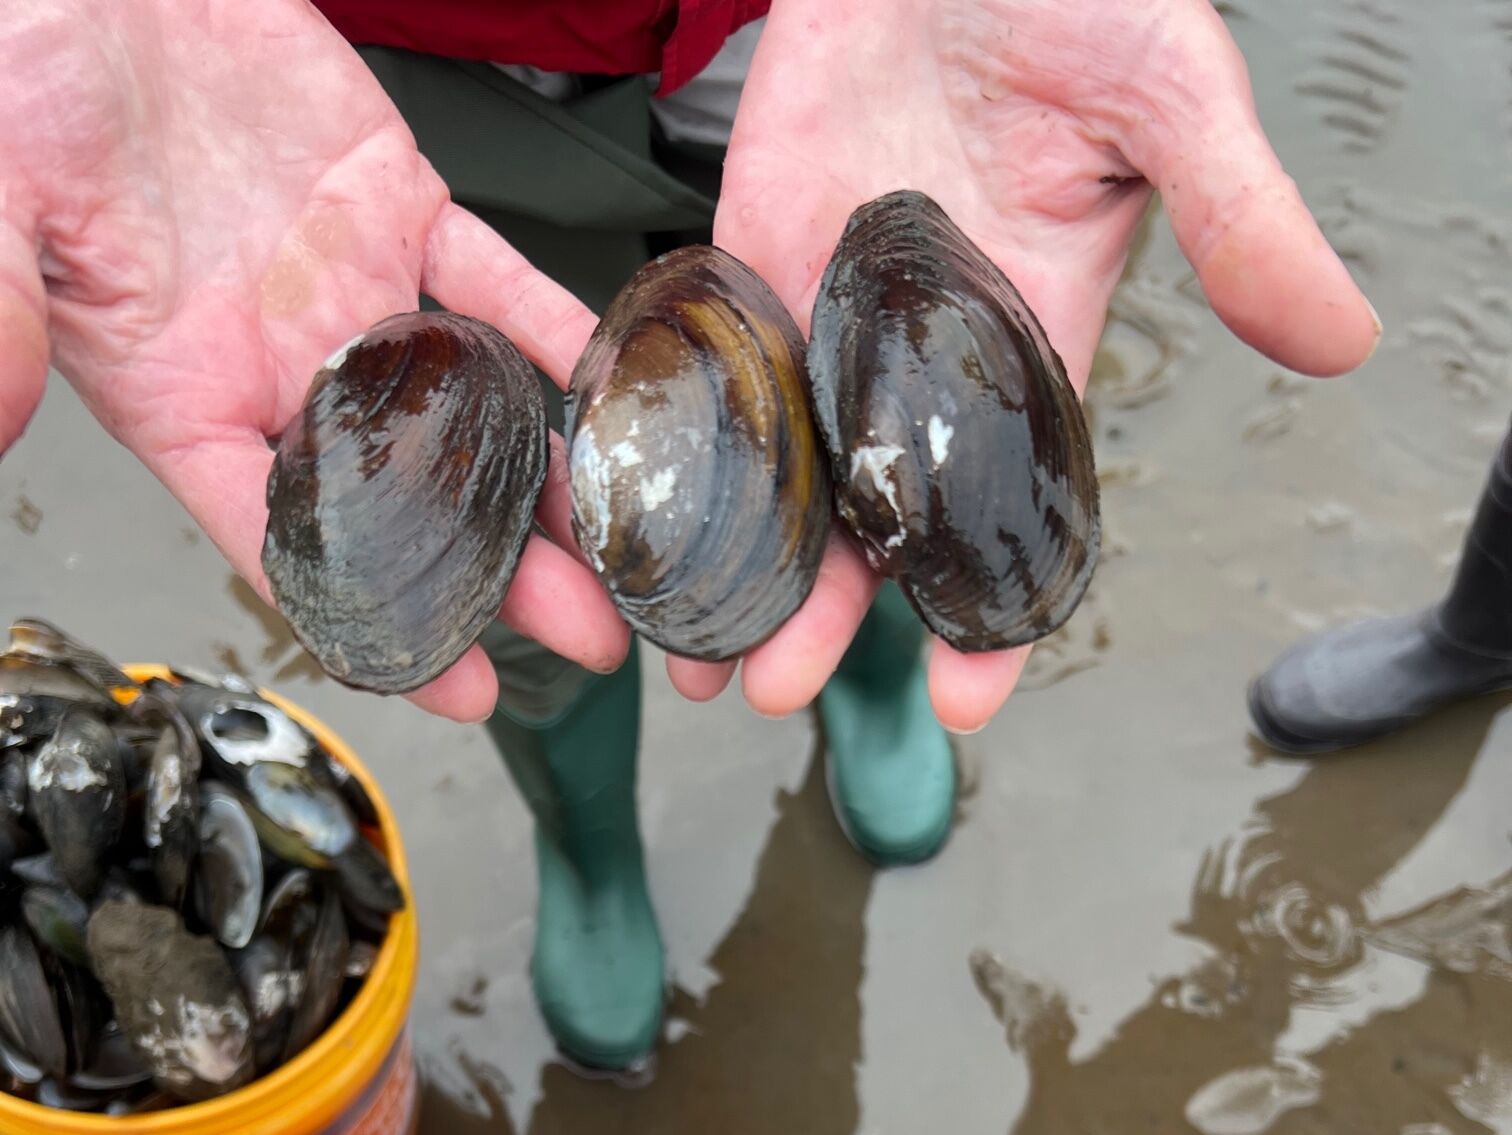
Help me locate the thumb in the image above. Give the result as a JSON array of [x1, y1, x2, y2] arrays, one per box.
[[1119, 5, 1380, 377], [0, 220, 49, 454]]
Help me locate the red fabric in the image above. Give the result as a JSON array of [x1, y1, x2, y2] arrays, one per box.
[[314, 0, 771, 94]]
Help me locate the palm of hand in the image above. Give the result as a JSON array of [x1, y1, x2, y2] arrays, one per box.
[[670, 0, 1379, 730], [1, 2, 624, 721]]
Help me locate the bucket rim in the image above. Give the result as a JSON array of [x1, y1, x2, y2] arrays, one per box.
[[0, 664, 420, 1134]]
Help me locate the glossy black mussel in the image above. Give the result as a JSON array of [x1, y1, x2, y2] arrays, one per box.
[[27, 706, 125, 900], [174, 683, 403, 917], [808, 190, 1101, 650], [0, 924, 67, 1081], [130, 680, 202, 910], [568, 245, 830, 660], [193, 784, 263, 951], [262, 311, 549, 694]]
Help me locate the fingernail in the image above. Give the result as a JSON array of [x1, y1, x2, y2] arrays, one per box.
[[755, 708, 793, 721], [1363, 296, 1383, 360], [945, 722, 985, 737]]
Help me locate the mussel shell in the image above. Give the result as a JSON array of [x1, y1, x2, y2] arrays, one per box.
[[0, 695, 31, 750], [0, 1034, 44, 1086], [6, 618, 135, 695], [11, 852, 65, 889], [260, 868, 316, 934], [193, 783, 263, 950], [70, 1021, 151, 1092], [44, 952, 106, 1078], [263, 311, 549, 694], [0, 748, 27, 811], [86, 900, 255, 1102], [36, 1077, 118, 1112], [281, 883, 348, 1063], [237, 761, 354, 868], [145, 722, 201, 910], [344, 940, 378, 981], [0, 924, 67, 1081], [567, 245, 829, 661], [233, 869, 316, 1072], [21, 885, 91, 968], [176, 683, 313, 775], [330, 838, 405, 916], [309, 746, 379, 829], [28, 706, 126, 899], [808, 190, 1101, 650], [0, 657, 117, 713], [0, 813, 37, 873]]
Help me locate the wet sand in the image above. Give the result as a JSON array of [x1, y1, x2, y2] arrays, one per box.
[[4, 0, 1511, 1130]]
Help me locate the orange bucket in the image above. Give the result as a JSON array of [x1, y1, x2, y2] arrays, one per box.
[[0, 666, 421, 1135]]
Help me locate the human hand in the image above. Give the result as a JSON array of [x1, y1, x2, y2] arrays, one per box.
[[670, 0, 1379, 732], [0, 0, 629, 722]]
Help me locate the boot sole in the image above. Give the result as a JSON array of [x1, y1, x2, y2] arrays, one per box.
[[1246, 674, 1512, 756]]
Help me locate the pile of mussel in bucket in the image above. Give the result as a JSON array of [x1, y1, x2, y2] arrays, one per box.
[[0, 618, 404, 1114], [262, 189, 1102, 693]]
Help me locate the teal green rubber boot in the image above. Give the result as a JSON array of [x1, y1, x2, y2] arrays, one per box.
[[818, 583, 957, 866], [485, 644, 665, 1071]]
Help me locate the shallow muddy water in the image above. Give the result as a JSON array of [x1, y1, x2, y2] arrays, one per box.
[[3, 0, 1511, 1130]]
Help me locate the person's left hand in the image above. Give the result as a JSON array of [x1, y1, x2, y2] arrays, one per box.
[[666, 0, 1380, 732]]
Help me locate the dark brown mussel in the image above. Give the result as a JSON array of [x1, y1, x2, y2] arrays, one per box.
[[807, 190, 1101, 650], [567, 246, 829, 660], [262, 312, 549, 694]]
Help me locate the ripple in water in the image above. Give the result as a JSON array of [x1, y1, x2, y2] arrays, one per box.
[[1186, 1058, 1323, 1135], [1247, 883, 1358, 968]]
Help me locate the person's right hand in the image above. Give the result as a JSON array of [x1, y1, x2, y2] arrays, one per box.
[[0, 1, 630, 722]]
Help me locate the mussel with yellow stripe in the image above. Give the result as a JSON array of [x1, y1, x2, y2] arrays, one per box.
[[567, 246, 830, 661]]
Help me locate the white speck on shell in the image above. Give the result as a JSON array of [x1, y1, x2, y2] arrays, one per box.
[[640, 468, 678, 511], [609, 440, 643, 468], [849, 445, 907, 549], [928, 415, 954, 466], [569, 426, 612, 572], [137, 996, 251, 1090], [29, 752, 108, 793], [321, 333, 366, 373]]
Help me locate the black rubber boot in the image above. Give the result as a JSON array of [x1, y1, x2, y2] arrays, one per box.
[[1248, 428, 1512, 754]]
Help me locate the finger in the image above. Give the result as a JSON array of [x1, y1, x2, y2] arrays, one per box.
[[666, 655, 738, 702], [0, 221, 50, 454], [1117, 4, 1380, 376], [927, 640, 1032, 735], [535, 432, 590, 569], [737, 530, 881, 717], [496, 535, 630, 675], [403, 643, 498, 724], [421, 203, 600, 389]]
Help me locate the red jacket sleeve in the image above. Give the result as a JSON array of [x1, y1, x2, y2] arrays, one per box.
[[312, 0, 772, 94]]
